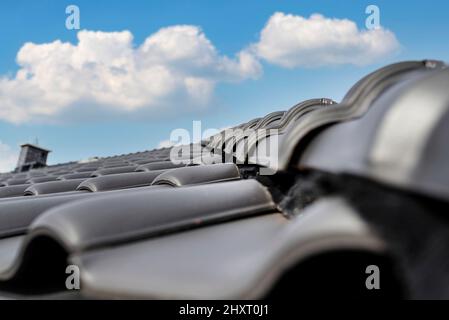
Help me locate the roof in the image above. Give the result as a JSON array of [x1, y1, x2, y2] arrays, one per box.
[[0, 60, 448, 299]]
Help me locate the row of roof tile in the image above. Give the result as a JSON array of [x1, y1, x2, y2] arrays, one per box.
[[0, 59, 448, 298]]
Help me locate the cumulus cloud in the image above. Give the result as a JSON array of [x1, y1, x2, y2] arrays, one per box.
[[0, 141, 18, 172], [0, 26, 261, 123], [252, 12, 400, 68], [0, 14, 401, 124]]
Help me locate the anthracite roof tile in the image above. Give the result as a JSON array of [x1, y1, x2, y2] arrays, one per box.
[[91, 165, 138, 177], [31, 179, 275, 252], [1, 178, 30, 187], [0, 185, 30, 199], [70, 197, 381, 299], [26, 176, 60, 184], [135, 161, 188, 172], [151, 163, 240, 187], [24, 179, 87, 196], [58, 172, 94, 180], [0, 60, 448, 299], [77, 170, 166, 192]]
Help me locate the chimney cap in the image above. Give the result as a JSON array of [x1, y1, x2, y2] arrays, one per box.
[[20, 143, 52, 153]]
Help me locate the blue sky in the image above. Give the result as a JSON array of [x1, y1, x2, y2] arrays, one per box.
[[0, 0, 448, 170]]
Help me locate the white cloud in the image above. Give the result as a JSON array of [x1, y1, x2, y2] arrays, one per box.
[[0, 141, 18, 172], [252, 12, 400, 68], [0, 26, 261, 124], [0, 14, 401, 124]]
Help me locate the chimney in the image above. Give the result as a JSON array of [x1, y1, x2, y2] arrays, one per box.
[[16, 143, 51, 172]]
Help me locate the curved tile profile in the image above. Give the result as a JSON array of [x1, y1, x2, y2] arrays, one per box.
[[240, 98, 336, 165], [0, 192, 94, 238], [131, 159, 166, 165], [48, 171, 73, 176], [27, 172, 47, 177], [78, 171, 165, 192], [26, 176, 59, 184], [192, 153, 223, 165], [24, 179, 86, 196], [0, 236, 25, 276], [1, 178, 29, 187], [58, 172, 94, 180], [275, 60, 446, 172], [152, 163, 240, 187], [300, 68, 449, 201], [0, 186, 157, 238], [252, 111, 286, 130], [0, 59, 444, 298], [71, 197, 384, 299], [0, 185, 30, 199], [222, 122, 265, 154], [30, 180, 275, 253], [217, 118, 263, 152], [223, 100, 335, 162], [135, 161, 187, 172], [101, 162, 130, 168], [91, 165, 138, 177], [276, 99, 336, 132], [75, 167, 101, 173]]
